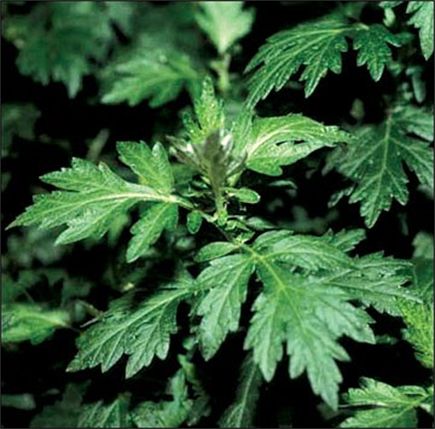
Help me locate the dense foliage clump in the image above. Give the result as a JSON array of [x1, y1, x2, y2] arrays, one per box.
[[2, 1, 433, 428]]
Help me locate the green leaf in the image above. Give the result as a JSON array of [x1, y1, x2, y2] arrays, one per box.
[[127, 203, 178, 263], [194, 229, 418, 408], [244, 265, 374, 409], [2, 270, 42, 304], [380, 1, 404, 8], [183, 77, 225, 145], [399, 253, 433, 369], [253, 230, 354, 271], [195, 241, 239, 262], [186, 211, 203, 234], [246, 15, 351, 104], [332, 106, 434, 227], [400, 300, 433, 368], [196, 254, 255, 359], [228, 187, 261, 204], [2, 103, 40, 156], [380, 1, 434, 59], [9, 143, 183, 261], [245, 11, 403, 106], [3, 394, 35, 411], [9, 160, 148, 232], [100, 3, 203, 107], [117, 141, 174, 193], [178, 352, 211, 425], [353, 24, 401, 81], [30, 384, 86, 428], [412, 232, 433, 260], [67, 279, 192, 378], [407, 1, 434, 60], [412, 258, 433, 303], [4, 3, 115, 97], [340, 378, 430, 428], [102, 47, 200, 107], [320, 252, 417, 316], [218, 354, 262, 428], [131, 371, 193, 428], [193, 230, 418, 408], [409, 234, 433, 304], [324, 228, 366, 252], [2, 303, 70, 344], [105, 2, 135, 36], [78, 394, 131, 428], [195, 1, 255, 54], [233, 114, 349, 176]]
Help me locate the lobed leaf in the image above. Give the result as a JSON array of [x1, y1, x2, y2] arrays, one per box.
[[331, 106, 434, 227], [30, 384, 85, 428], [233, 114, 349, 176], [340, 378, 431, 428], [78, 395, 131, 428], [245, 264, 374, 409], [406, 1, 434, 60], [4, 3, 116, 97], [102, 49, 200, 107], [196, 254, 255, 359], [353, 24, 401, 81], [127, 203, 178, 263], [68, 280, 192, 377], [246, 11, 404, 106], [245, 15, 350, 104], [194, 230, 415, 409], [9, 142, 183, 262], [117, 141, 174, 193], [195, 1, 255, 54]]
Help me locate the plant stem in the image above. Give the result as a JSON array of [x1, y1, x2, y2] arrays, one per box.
[[212, 53, 231, 95]]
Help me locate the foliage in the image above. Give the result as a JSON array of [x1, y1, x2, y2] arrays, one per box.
[[2, 1, 433, 428], [245, 8, 404, 106], [381, 1, 434, 59], [194, 1, 255, 55], [340, 378, 432, 428], [218, 354, 262, 427], [2, 103, 40, 156], [340, 229, 434, 427], [328, 105, 433, 227], [3, 2, 122, 97]]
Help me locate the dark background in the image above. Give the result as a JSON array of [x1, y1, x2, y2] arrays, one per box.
[[2, 1, 433, 428]]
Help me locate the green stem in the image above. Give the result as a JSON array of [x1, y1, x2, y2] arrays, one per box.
[[212, 53, 231, 95]]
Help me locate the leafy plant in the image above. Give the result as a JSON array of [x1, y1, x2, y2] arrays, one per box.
[[2, 1, 433, 428], [339, 232, 433, 427]]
